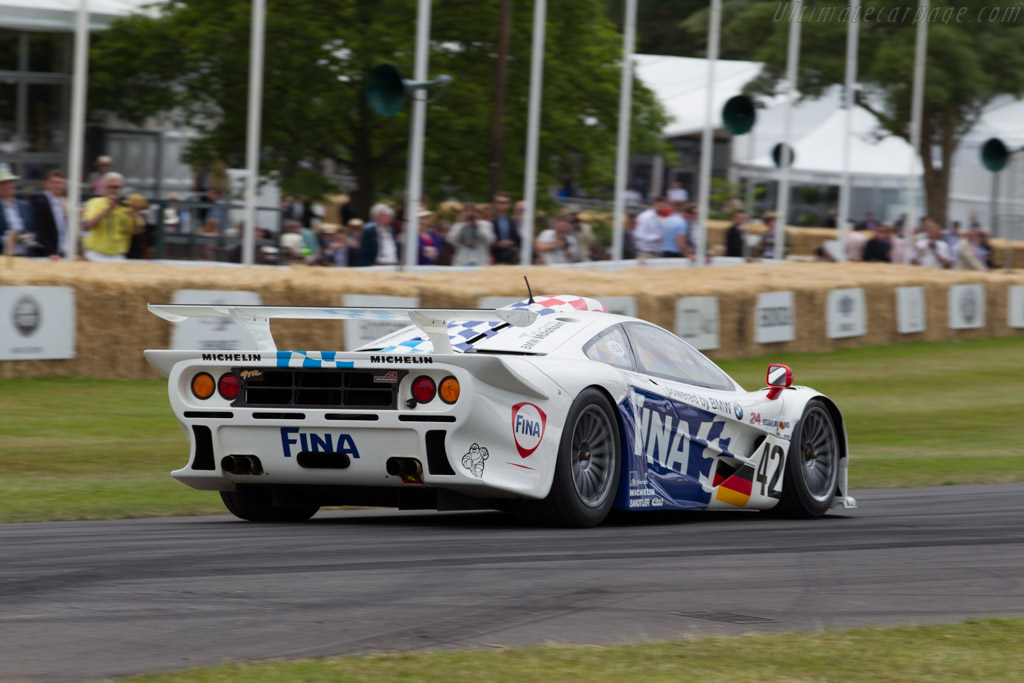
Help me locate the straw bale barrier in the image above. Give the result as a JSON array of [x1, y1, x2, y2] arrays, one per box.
[[1, 259, 1022, 380]]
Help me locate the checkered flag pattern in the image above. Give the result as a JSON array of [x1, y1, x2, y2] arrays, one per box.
[[276, 351, 356, 368]]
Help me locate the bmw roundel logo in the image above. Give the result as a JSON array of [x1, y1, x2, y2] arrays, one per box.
[[733, 403, 743, 420]]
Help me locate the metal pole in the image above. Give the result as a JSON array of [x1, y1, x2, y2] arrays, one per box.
[[610, 0, 637, 262], [837, 0, 860, 263], [775, 2, 801, 261], [520, 0, 547, 267], [404, 0, 432, 269], [65, 0, 89, 262], [696, 0, 721, 266], [904, 0, 928, 263], [1007, 155, 1016, 271], [242, 0, 266, 266]]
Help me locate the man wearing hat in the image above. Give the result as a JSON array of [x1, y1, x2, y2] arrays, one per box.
[[89, 155, 114, 196], [82, 172, 133, 261], [0, 164, 35, 256]]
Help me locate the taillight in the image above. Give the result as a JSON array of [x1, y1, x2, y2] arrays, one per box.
[[439, 376, 460, 404], [218, 373, 240, 399], [412, 376, 436, 403], [191, 372, 215, 399]]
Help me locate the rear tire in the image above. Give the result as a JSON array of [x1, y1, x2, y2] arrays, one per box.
[[521, 388, 621, 528], [772, 399, 840, 518], [220, 487, 319, 522]]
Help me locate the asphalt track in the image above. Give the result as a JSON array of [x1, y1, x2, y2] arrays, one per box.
[[2, 483, 1023, 682]]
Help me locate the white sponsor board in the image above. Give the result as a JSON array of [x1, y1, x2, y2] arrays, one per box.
[[826, 288, 867, 339], [675, 297, 719, 350], [599, 296, 638, 318], [896, 286, 926, 334], [171, 290, 262, 351], [1009, 286, 1024, 329], [754, 291, 795, 344], [0, 286, 75, 360], [343, 294, 419, 350], [948, 284, 985, 330]]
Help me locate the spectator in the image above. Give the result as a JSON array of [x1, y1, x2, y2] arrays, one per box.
[[447, 202, 494, 267], [860, 212, 879, 232], [624, 186, 644, 210], [863, 224, 896, 262], [0, 164, 33, 255], [299, 221, 321, 264], [660, 201, 689, 259], [568, 211, 597, 262], [280, 219, 306, 263], [489, 192, 520, 264], [204, 186, 228, 230], [319, 224, 351, 267], [416, 209, 443, 265], [683, 203, 702, 261], [162, 192, 189, 235], [345, 218, 365, 266], [945, 220, 962, 252], [914, 219, 953, 269], [633, 196, 666, 261], [758, 213, 778, 259], [622, 213, 637, 260], [535, 216, 577, 265], [359, 203, 400, 266], [822, 209, 837, 228], [556, 171, 577, 199], [88, 155, 113, 196], [30, 169, 67, 259], [956, 225, 988, 272], [977, 228, 995, 268], [82, 172, 133, 262], [283, 195, 313, 227], [666, 180, 688, 202], [725, 210, 747, 258], [125, 193, 153, 259], [845, 225, 868, 262]]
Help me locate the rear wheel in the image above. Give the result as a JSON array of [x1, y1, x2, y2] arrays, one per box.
[[521, 388, 621, 528], [220, 487, 319, 522], [773, 399, 840, 518]]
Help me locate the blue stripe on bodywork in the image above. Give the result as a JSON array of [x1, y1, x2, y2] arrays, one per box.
[[613, 387, 735, 512]]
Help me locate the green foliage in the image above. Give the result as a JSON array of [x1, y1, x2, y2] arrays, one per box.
[[89, 0, 670, 208], [722, 0, 1024, 225]]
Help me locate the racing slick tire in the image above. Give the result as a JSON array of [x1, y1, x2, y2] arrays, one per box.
[[522, 388, 621, 528], [220, 486, 319, 522], [771, 399, 840, 518]]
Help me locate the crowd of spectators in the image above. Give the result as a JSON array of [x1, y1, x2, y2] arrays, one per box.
[[0, 155, 1002, 272]]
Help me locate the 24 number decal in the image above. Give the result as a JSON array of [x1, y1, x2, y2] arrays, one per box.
[[755, 442, 785, 499]]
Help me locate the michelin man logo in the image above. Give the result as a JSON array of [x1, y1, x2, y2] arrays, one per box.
[[461, 443, 489, 478]]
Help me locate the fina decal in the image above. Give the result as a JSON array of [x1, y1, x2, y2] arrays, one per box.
[[240, 369, 263, 380], [374, 371, 399, 384], [733, 402, 743, 420], [511, 402, 547, 458], [462, 443, 489, 477]]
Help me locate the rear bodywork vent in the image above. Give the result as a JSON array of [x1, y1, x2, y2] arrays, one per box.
[[425, 430, 455, 475], [191, 425, 215, 470], [234, 368, 406, 410]]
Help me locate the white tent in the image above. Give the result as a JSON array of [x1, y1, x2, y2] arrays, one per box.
[[0, 1, 152, 31], [737, 93, 923, 189]]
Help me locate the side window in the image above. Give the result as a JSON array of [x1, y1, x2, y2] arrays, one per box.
[[583, 324, 636, 371], [624, 322, 735, 391]]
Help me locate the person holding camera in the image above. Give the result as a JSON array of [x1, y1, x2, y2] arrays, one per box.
[[82, 172, 134, 262], [447, 202, 495, 267], [913, 219, 953, 269]]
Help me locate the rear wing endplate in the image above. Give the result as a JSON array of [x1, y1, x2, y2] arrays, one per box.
[[148, 304, 538, 354]]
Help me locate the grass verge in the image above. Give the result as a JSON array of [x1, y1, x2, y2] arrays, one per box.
[[109, 618, 1024, 682], [1, 337, 1022, 523]]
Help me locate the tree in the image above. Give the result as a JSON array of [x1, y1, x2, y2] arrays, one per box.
[[713, 0, 1024, 226], [89, 0, 668, 216]]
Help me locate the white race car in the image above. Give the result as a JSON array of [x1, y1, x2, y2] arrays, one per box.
[[146, 294, 855, 527]]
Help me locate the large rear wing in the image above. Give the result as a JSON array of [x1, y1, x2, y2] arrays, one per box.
[[148, 304, 538, 354]]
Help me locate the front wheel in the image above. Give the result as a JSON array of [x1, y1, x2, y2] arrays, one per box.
[[220, 487, 319, 522], [522, 388, 621, 528], [773, 399, 840, 518]]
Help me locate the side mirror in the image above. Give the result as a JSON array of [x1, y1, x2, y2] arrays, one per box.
[[766, 363, 792, 400]]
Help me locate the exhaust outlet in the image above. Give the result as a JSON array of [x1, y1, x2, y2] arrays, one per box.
[[386, 457, 424, 484], [221, 454, 261, 475]]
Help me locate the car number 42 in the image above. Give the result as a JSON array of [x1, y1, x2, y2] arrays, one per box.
[[756, 442, 785, 499]]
